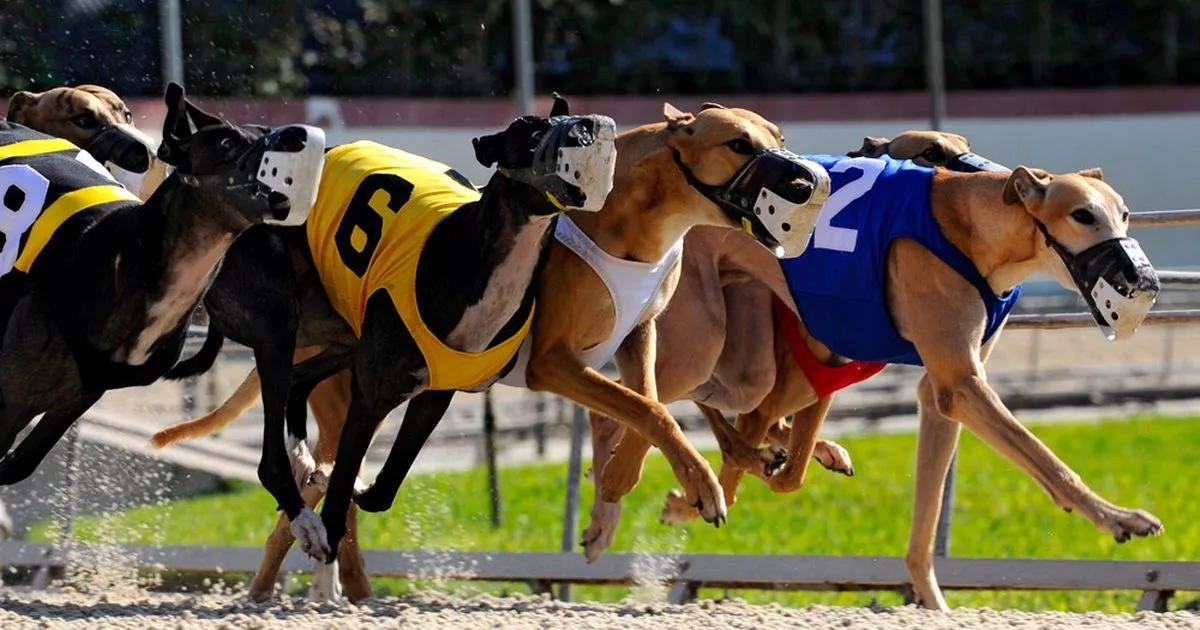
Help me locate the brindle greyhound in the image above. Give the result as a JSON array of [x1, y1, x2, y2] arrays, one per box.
[[151, 102, 828, 602], [0, 83, 325, 488], [597, 134, 1163, 610], [6, 84, 168, 200]]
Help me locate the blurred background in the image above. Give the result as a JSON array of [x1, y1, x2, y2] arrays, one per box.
[[0, 0, 1198, 611]]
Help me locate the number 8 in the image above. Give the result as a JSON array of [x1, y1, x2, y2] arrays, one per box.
[[0, 164, 51, 275]]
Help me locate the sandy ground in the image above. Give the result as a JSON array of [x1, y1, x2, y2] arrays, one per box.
[[0, 591, 1197, 630]]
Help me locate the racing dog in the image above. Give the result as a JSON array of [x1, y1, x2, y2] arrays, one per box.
[[596, 137, 1163, 611], [152, 102, 827, 601], [156, 97, 619, 600], [6, 84, 168, 200], [0, 82, 325, 487]]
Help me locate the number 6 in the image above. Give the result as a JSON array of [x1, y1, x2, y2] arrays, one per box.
[[0, 164, 51, 275]]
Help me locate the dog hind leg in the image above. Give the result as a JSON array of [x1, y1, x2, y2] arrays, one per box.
[[0, 393, 102, 485]]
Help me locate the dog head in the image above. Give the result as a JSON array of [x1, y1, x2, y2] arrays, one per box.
[[6, 85, 163, 198], [664, 102, 830, 258], [1004, 166, 1158, 340], [852, 131, 972, 167], [472, 93, 617, 214], [155, 82, 326, 227]]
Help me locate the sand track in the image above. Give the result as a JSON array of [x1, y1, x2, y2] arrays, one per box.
[[0, 591, 1197, 629]]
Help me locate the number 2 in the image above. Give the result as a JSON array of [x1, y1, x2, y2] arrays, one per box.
[[334, 173, 414, 277], [813, 157, 885, 253], [0, 164, 51, 275]]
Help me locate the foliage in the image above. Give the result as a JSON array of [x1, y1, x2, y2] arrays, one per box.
[[2, 0, 1200, 97], [32, 414, 1200, 612]]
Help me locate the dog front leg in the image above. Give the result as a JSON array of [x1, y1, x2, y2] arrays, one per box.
[[904, 374, 961, 611], [0, 392, 102, 485], [528, 342, 726, 529], [931, 367, 1162, 542], [354, 389, 455, 513]]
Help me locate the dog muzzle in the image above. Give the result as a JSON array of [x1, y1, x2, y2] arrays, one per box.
[[943, 151, 1011, 174], [500, 115, 617, 213], [181, 124, 326, 225], [674, 148, 830, 258], [81, 124, 156, 193], [1036, 222, 1160, 341]]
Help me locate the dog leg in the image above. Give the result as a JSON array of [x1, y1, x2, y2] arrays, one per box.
[[905, 374, 961, 612], [0, 393, 102, 485], [811, 438, 855, 477], [580, 411, 626, 561], [930, 366, 1162, 541], [765, 397, 832, 493], [308, 559, 343, 603], [248, 475, 328, 602], [354, 389, 455, 513], [698, 403, 787, 476]]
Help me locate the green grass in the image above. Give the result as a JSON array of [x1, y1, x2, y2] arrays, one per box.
[[32, 414, 1200, 612]]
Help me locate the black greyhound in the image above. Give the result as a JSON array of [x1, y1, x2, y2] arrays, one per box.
[[163, 97, 617, 597], [0, 83, 325, 485]]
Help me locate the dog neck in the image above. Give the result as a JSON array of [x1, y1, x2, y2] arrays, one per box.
[[416, 175, 555, 353], [931, 170, 1046, 296], [94, 176, 244, 365], [565, 125, 711, 264]]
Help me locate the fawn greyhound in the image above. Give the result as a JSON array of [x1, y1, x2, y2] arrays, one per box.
[[152, 102, 829, 601], [597, 134, 1163, 610], [6, 84, 169, 200], [0, 83, 325, 486]]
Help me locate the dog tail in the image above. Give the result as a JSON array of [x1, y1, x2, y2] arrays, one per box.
[[164, 327, 226, 380], [149, 368, 262, 448]]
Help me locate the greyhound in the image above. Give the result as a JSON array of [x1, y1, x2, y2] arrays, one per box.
[[0, 82, 325, 486], [153, 96, 618, 600], [150, 102, 827, 602], [6, 84, 168, 200], [597, 136, 1163, 611]]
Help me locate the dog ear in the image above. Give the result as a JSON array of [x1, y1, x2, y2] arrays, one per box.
[[699, 102, 727, 111], [158, 83, 192, 165], [472, 133, 506, 168], [1002, 166, 1049, 206], [1076, 167, 1104, 181], [663, 103, 695, 133], [856, 136, 891, 158], [6, 91, 37, 123], [184, 101, 225, 131], [549, 92, 570, 117]]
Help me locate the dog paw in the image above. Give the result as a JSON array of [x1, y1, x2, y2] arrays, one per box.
[[290, 507, 332, 562], [352, 484, 395, 513], [305, 465, 331, 492], [677, 462, 727, 527], [813, 439, 855, 477], [765, 463, 806, 493], [247, 582, 276, 603], [762, 445, 788, 477], [660, 489, 702, 525], [579, 501, 622, 563], [1098, 505, 1164, 543], [308, 560, 344, 604]]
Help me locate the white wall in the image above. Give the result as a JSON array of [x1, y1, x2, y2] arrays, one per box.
[[329, 112, 1200, 267]]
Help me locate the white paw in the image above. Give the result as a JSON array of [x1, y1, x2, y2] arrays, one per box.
[[290, 507, 331, 562], [289, 438, 318, 488], [580, 501, 621, 563], [308, 560, 344, 603], [814, 440, 855, 477], [353, 476, 369, 495]]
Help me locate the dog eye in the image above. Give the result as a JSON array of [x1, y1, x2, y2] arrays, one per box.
[[727, 139, 755, 155], [922, 146, 947, 164], [124, 110, 133, 124], [1070, 208, 1096, 225], [219, 137, 236, 150], [1121, 210, 1130, 223], [72, 114, 98, 129]]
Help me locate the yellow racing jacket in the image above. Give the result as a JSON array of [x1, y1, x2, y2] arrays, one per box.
[[306, 141, 534, 391]]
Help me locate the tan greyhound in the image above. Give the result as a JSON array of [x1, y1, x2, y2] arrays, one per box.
[[594, 134, 1163, 611], [151, 102, 831, 601]]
